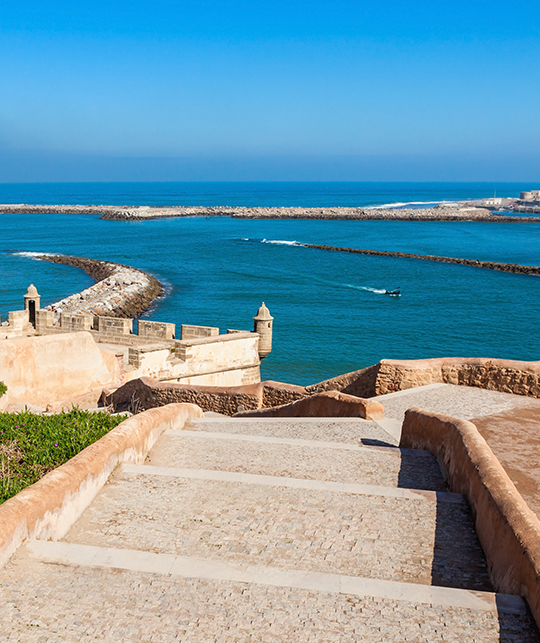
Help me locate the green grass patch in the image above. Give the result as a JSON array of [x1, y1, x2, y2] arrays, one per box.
[[0, 409, 125, 505], [0, 382, 6, 398]]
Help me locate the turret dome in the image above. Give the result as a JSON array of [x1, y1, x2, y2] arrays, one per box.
[[253, 302, 273, 321]]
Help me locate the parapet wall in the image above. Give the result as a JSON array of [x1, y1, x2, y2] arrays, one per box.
[[0, 403, 203, 569], [304, 357, 540, 400], [375, 357, 540, 398], [400, 409, 540, 630]]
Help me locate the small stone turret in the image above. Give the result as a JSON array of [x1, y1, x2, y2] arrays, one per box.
[[253, 302, 273, 359], [24, 284, 40, 327]]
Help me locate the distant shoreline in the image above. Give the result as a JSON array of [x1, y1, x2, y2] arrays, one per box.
[[1, 202, 539, 222]]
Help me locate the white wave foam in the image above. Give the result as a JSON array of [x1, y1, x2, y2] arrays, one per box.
[[261, 239, 302, 246], [13, 251, 58, 258], [365, 200, 457, 210]]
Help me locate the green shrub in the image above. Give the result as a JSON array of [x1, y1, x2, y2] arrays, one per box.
[[0, 409, 125, 504], [0, 382, 6, 398]]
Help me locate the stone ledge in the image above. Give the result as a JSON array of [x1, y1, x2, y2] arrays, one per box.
[[235, 390, 385, 421], [400, 408, 540, 630], [0, 403, 203, 569]]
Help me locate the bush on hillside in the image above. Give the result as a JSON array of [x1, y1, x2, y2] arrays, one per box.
[[0, 382, 6, 398]]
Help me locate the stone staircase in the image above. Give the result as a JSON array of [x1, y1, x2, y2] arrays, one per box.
[[0, 415, 538, 641]]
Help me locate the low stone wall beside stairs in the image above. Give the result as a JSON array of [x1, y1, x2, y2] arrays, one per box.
[[400, 408, 540, 631]]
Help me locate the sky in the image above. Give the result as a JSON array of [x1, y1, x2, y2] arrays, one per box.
[[1, 0, 539, 182]]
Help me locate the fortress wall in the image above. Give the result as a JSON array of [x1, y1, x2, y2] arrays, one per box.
[[375, 357, 540, 398], [0, 332, 123, 408], [0, 403, 203, 570], [103, 378, 263, 416], [401, 408, 540, 630]]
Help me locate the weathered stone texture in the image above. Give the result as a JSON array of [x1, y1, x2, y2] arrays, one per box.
[[103, 377, 263, 415]]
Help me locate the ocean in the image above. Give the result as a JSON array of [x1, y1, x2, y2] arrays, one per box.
[[1, 182, 539, 385]]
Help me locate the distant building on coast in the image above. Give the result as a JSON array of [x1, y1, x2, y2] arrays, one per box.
[[519, 190, 540, 203]]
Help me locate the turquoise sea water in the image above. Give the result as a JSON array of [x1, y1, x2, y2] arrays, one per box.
[[1, 182, 539, 385]]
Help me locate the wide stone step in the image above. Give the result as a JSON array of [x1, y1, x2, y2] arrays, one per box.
[[64, 465, 491, 591], [1, 542, 535, 643], [147, 429, 447, 491], [185, 416, 399, 447]]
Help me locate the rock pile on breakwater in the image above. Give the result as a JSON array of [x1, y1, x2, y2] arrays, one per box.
[[3, 203, 539, 222], [39, 255, 164, 319], [98, 205, 499, 221], [303, 244, 540, 277]]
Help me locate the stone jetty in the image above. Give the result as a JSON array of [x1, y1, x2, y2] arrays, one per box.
[[303, 243, 540, 277], [2, 202, 540, 222], [39, 255, 163, 319]]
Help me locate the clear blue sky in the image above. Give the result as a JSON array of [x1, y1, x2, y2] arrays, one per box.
[[1, 0, 539, 181]]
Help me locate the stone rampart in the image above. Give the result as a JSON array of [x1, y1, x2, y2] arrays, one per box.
[[102, 377, 263, 415], [0, 403, 203, 569], [400, 408, 540, 631], [300, 358, 540, 400], [375, 357, 540, 397]]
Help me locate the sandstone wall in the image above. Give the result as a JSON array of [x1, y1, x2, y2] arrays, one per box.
[[375, 357, 540, 397], [400, 408, 540, 631], [235, 390, 384, 420], [0, 332, 122, 408], [103, 377, 264, 416]]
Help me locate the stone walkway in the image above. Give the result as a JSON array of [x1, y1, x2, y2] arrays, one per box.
[[0, 415, 538, 641], [374, 384, 540, 517]]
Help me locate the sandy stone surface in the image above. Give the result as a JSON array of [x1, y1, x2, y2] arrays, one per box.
[[64, 472, 491, 590], [375, 385, 535, 423], [1, 561, 536, 643], [1, 414, 538, 641], [147, 431, 447, 490], [184, 417, 399, 446]]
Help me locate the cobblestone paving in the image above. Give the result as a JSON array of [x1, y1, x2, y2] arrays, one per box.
[[146, 432, 447, 491], [185, 418, 399, 446], [65, 473, 491, 590], [1, 415, 538, 641], [0, 562, 536, 643], [376, 384, 537, 423]]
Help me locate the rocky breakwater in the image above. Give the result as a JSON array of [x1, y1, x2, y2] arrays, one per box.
[[39, 255, 163, 319], [3, 202, 540, 222], [100, 204, 501, 221], [303, 244, 540, 277]]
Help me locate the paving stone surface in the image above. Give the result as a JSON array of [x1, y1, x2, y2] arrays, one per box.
[[1, 414, 539, 641], [376, 384, 537, 423], [0, 561, 536, 643], [146, 431, 447, 491], [185, 417, 399, 446], [65, 472, 491, 591]]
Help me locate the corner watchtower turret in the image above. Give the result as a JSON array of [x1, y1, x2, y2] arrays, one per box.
[[24, 284, 41, 328], [253, 302, 274, 359]]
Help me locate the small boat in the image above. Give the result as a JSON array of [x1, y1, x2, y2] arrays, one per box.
[[385, 287, 401, 296]]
